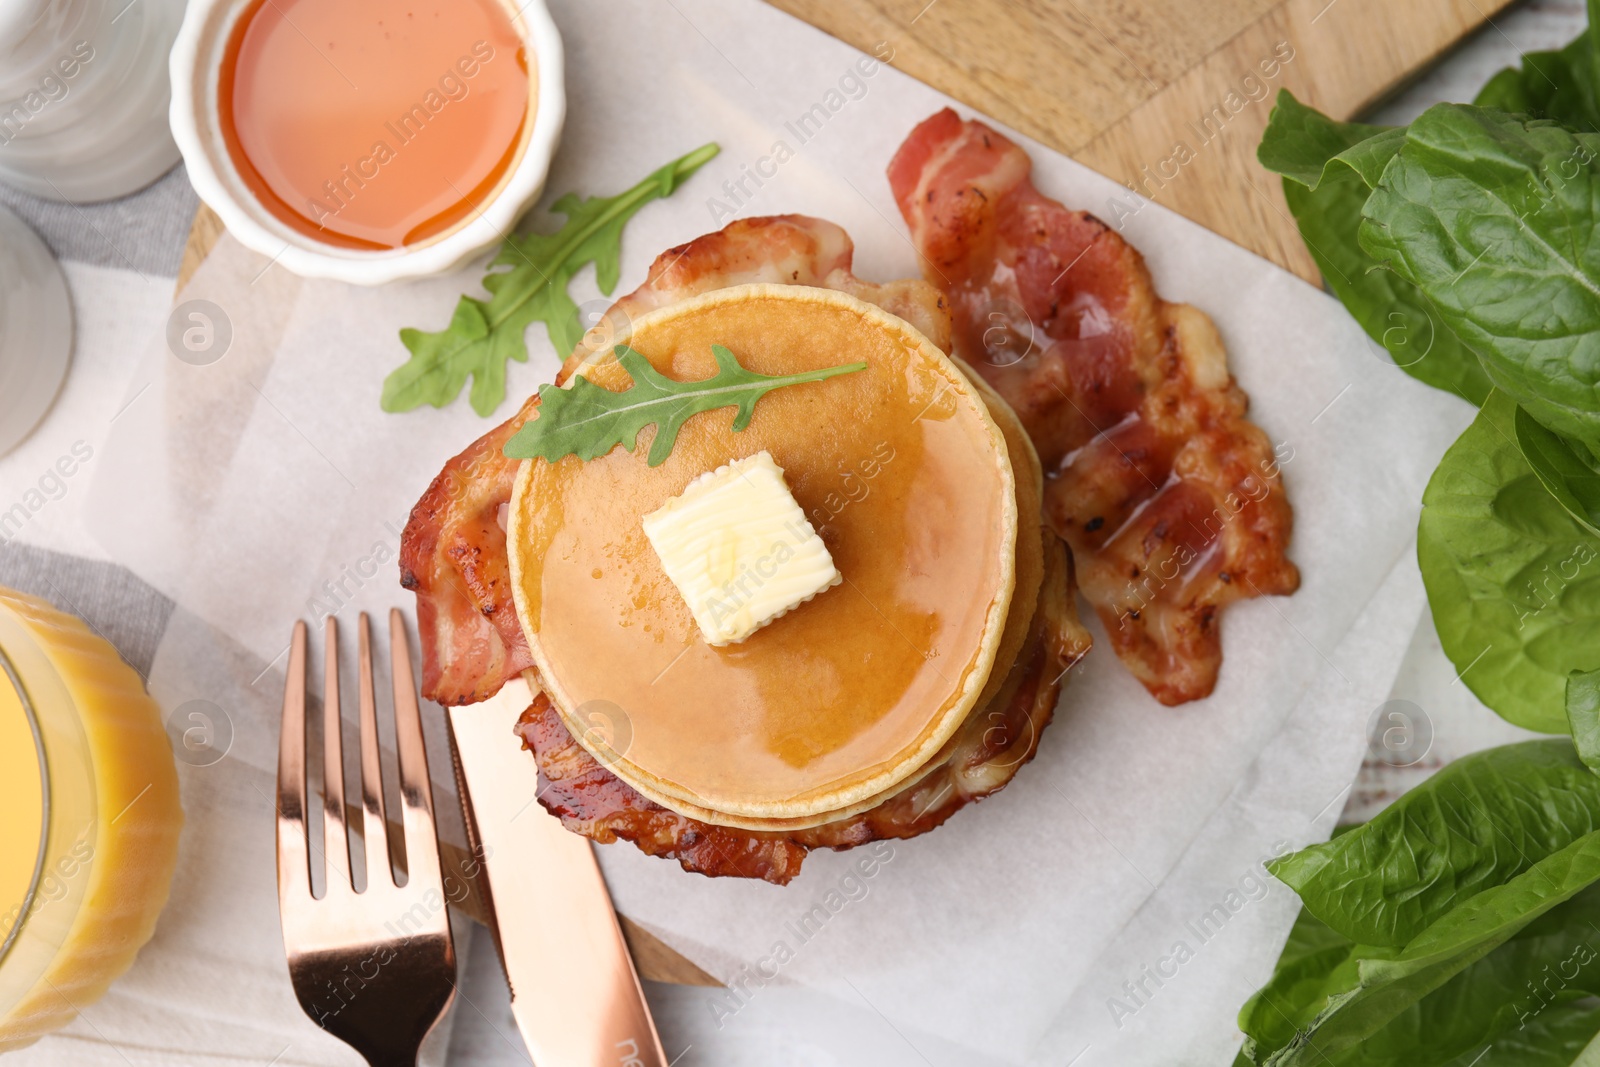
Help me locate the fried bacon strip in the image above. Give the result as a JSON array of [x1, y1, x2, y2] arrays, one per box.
[[400, 396, 537, 705], [888, 109, 1299, 705], [558, 211, 955, 379]]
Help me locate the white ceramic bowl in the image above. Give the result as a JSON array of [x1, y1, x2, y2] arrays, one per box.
[[168, 0, 565, 286]]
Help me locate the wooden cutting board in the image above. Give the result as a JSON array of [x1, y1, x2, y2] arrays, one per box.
[[768, 0, 1517, 281], [179, 0, 1517, 987]]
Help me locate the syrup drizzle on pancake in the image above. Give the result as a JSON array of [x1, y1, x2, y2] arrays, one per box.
[[509, 286, 1017, 822]]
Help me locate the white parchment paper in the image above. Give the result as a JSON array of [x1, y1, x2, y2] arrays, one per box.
[[83, 0, 1476, 1062]]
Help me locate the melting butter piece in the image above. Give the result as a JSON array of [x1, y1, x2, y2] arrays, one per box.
[[643, 451, 841, 646]]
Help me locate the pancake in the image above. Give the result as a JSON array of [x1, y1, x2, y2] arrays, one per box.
[[528, 380, 1049, 835], [506, 283, 1019, 825]]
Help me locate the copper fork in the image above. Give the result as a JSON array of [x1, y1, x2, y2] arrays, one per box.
[[276, 610, 457, 1067]]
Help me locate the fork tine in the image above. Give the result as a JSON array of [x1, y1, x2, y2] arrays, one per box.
[[322, 617, 352, 891], [356, 612, 393, 889], [276, 613, 460, 1067], [388, 609, 444, 885], [276, 620, 312, 899]]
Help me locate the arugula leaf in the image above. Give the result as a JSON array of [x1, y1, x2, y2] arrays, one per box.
[[1474, 1, 1600, 133], [1568, 669, 1600, 775], [383, 142, 721, 416], [1270, 739, 1600, 946], [1357, 105, 1600, 445], [1418, 392, 1600, 731], [503, 344, 867, 467], [1518, 404, 1600, 536], [1257, 93, 1492, 404], [1261, 830, 1600, 1066]]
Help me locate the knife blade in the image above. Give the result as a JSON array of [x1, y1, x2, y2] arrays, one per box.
[[446, 674, 668, 1067]]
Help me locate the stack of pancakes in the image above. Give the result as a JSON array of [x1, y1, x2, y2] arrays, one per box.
[[509, 283, 1067, 833]]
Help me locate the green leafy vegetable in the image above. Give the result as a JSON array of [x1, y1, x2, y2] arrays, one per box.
[[1240, 882, 1600, 1067], [1518, 404, 1600, 536], [383, 142, 721, 416], [1568, 668, 1600, 775], [1475, 40, 1600, 132], [1237, 740, 1600, 1066], [1357, 105, 1600, 445], [1441, 1002, 1600, 1067], [1264, 833, 1600, 1066], [1258, 92, 1404, 191], [1234, 908, 1363, 1061], [1242, 17, 1600, 1063], [1474, 1, 1600, 133], [502, 344, 866, 467], [1332, 895, 1600, 1067], [1257, 93, 1492, 403], [1418, 393, 1600, 732], [1269, 739, 1600, 946]]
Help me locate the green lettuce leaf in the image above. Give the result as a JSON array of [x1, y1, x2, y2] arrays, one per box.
[[1517, 404, 1600, 537], [1270, 739, 1600, 946], [1418, 392, 1600, 731], [1235, 908, 1367, 1063], [1568, 668, 1600, 775], [383, 142, 720, 416], [1325, 885, 1600, 1066], [1474, 1, 1600, 133], [1241, 888, 1600, 1067], [1357, 105, 1600, 445], [1435, 1002, 1600, 1067], [1261, 830, 1600, 1066], [1258, 91, 1402, 190], [1238, 742, 1600, 1066], [1257, 92, 1491, 404]]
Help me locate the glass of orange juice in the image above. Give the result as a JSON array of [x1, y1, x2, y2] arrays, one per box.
[[0, 587, 182, 1052]]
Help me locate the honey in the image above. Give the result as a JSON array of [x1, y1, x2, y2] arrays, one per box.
[[218, 0, 533, 250]]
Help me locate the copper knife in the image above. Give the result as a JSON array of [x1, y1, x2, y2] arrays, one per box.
[[445, 673, 668, 1066]]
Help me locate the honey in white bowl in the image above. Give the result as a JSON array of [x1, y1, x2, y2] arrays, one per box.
[[218, 0, 534, 250]]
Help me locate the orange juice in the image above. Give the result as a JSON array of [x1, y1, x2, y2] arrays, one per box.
[[0, 681, 46, 965], [0, 589, 182, 1052], [218, 0, 533, 250]]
